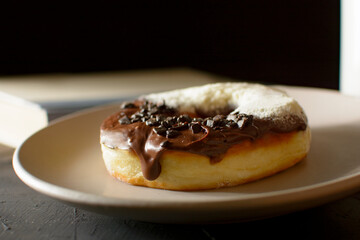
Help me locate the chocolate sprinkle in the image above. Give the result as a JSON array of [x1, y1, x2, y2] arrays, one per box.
[[119, 116, 131, 125], [178, 115, 192, 123], [146, 118, 160, 126], [153, 127, 167, 136], [172, 122, 188, 131], [205, 119, 215, 128], [121, 102, 136, 109], [226, 121, 238, 129], [191, 123, 202, 133], [166, 129, 180, 138]]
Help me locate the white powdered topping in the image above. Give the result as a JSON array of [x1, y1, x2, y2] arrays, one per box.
[[144, 82, 306, 120]]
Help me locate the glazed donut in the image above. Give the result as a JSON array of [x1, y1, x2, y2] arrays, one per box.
[[100, 82, 311, 190]]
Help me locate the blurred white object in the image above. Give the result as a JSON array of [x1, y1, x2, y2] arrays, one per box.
[[340, 0, 360, 96]]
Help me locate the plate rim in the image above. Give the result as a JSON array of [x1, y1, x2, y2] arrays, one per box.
[[13, 148, 360, 210]]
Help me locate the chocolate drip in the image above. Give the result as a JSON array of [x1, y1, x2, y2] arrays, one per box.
[[127, 123, 163, 180], [100, 101, 307, 181]]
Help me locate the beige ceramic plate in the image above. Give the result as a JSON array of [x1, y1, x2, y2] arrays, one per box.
[[13, 86, 360, 223]]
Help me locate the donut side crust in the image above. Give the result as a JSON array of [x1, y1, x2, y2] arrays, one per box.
[[101, 128, 311, 190]]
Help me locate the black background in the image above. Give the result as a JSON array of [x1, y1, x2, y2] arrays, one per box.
[[0, 1, 340, 89]]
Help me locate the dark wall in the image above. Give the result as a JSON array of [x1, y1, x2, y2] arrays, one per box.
[[1, 1, 340, 89]]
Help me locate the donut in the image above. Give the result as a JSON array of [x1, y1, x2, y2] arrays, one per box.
[[100, 82, 311, 190]]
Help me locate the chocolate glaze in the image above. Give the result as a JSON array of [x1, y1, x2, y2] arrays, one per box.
[[100, 101, 307, 181]]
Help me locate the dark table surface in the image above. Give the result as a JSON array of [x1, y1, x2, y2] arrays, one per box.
[[1, 144, 360, 240]]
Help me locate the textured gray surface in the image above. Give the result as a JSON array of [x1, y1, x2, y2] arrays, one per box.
[[1, 145, 360, 240]]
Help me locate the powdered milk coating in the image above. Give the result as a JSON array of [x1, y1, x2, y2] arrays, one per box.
[[144, 82, 306, 121]]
